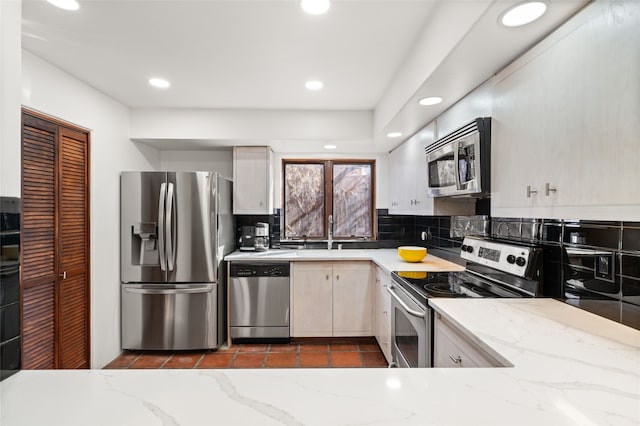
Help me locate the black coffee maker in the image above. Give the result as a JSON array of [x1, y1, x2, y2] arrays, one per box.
[[239, 226, 256, 251]]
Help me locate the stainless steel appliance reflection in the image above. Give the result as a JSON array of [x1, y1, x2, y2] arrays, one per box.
[[120, 172, 234, 350], [425, 118, 491, 198], [390, 237, 543, 368], [229, 262, 290, 339]]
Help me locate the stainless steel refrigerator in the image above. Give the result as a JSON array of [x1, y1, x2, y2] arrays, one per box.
[[120, 172, 234, 350]]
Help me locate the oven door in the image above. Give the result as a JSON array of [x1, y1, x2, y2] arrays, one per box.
[[387, 284, 431, 368]]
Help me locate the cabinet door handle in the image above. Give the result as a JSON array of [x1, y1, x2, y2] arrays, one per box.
[[59, 271, 67, 280], [336, 274, 339, 280], [526, 185, 538, 198], [545, 183, 557, 196], [449, 355, 462, 364], [326, 274, 330, 280]]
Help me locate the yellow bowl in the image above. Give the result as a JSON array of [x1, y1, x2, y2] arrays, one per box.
[[397, 246, 427, 263], [398, 271, 427, 279]]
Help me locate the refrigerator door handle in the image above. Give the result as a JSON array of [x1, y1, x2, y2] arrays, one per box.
[[158, 182, 167, 271], [123, 287, 213, 295], [166, 182, 176, 271]]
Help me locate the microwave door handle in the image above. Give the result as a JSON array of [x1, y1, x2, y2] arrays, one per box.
[[453, 140, 463, 190]]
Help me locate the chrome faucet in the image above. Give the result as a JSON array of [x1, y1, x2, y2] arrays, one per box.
[[327, 214, 333, 250]]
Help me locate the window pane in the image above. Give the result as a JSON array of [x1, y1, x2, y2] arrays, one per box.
[[284, 163, 325, 238], [333, 164, 373, 238]]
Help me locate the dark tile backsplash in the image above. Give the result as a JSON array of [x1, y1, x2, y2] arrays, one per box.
[[234, 207, 640, 330]]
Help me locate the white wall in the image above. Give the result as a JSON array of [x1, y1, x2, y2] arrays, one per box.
[[160, 150, 233, 177], [0, 0, 21, 197], [272, 152, 389, 209], [131, 108, 372, 142], [22, 51, 161, 369]]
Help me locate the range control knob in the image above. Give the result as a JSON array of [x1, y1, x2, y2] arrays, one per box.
[[461, 244, 468, 252], [466, 245, 474, 253], [506, 255, 516, 264], [515, 257, 527, 267]]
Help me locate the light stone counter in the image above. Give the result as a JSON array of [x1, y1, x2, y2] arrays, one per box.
[[2, 299, 639, 426], [224, 248, 466, 273]]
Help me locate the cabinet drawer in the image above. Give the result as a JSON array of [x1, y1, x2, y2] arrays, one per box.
[[434, 313, 504, 368]]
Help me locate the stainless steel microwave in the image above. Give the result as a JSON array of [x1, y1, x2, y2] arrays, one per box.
[[425, 117, 491, 198]]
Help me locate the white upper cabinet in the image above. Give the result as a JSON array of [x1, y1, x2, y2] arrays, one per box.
[[388, 122, 475, 216], [233, 146, 274, 214], [492, 2, 640, 220]]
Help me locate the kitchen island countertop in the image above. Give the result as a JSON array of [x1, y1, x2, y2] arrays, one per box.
[[224, 248, 466, 273], [2, 298, 639, 426]]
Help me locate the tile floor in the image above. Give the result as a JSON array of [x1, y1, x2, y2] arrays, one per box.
[[104, 337, 389, 369]]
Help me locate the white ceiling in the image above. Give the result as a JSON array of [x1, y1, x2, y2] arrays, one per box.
[[21, 0, 588, 153], [22, 0, 437, 110]]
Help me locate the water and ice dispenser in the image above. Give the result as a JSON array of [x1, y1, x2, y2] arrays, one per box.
[[131, 222, 158, 265]]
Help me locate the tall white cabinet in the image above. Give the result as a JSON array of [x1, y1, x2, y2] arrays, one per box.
[[491, 2, 640, 220], [232, 146, 274, 214]]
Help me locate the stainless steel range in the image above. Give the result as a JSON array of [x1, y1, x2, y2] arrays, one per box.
[[389, 236, 543, 368]]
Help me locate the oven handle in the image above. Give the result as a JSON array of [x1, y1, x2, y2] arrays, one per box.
[[386, 285, 425, 318]]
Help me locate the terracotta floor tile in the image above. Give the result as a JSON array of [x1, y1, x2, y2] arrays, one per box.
[[103, 353, 139, 369], [299, 352, 329, 368], [265, 353, 297, 368], [358, 343, 382, 352], [269, 344, 299, 353], [329, 343, 359, 352], [232, 353, 267, 368], [299, 343, 328, 353], [331, 351, 363, 368], [362, 351, 388, 368], [237, 344, 269, 353], [163, 353, 203, 369], [197, 353, 235, 369], [129, 354, 170, 369]]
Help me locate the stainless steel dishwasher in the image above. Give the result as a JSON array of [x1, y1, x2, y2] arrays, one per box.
[[229, 262, 290, 339]]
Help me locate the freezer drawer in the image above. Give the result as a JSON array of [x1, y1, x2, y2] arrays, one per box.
[[122, 283, 220, 350]]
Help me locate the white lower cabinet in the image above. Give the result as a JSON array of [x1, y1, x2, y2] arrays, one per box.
[[290, 262, 372, 337], [433, 312, 503, 368], [373, 265, 392, 363]]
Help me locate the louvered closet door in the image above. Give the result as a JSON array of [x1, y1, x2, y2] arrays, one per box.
[[21, 111, 90, 370], [58, 127, 89, 369], [21, 115, 57, 369]]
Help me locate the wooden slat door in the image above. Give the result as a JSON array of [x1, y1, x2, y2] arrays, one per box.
[[21, 115, 57, 369], [58, 127, 89, 368], [21, 111, 90, 369]]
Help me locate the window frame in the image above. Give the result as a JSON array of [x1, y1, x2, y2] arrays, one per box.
[[282, 159, 376, 241]]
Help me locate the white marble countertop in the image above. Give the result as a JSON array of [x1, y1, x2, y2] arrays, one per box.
[[224, 248, 466, 273], [2, 298, 639, 426]]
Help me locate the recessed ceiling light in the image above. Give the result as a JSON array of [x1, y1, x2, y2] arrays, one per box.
[[324, 144, 337, 150], [418, 96, 443, 106], [305, 80, 323, 90], [386, 132, 403, 138], [46, 0, 80, 11], [500, 2, 547, 27], [300, 0, 330, 15], [149, 78, 170, 89]]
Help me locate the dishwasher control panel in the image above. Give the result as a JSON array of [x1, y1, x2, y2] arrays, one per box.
[[229, 263, 290, 277]]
